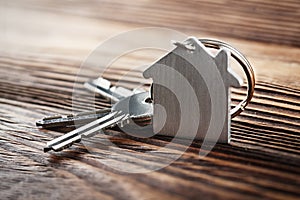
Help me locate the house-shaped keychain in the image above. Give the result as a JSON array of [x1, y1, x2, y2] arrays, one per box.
[[143, 37, 243, 143]]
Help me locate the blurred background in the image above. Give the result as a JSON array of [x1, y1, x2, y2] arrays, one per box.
[[1, 0, 299, 85], [1, 0, 299, 51]]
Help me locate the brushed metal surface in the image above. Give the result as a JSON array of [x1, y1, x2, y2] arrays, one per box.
[[144, 37, 242, 143]]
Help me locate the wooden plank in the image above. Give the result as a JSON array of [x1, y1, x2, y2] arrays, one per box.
[[0, 51, 299, 199], [0, 1, 299, 200]]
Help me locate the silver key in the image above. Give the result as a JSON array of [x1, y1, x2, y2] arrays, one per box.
[[84, 77, 145, 102], [37, 77, 145, 129], [44, 92, 153, 152], [36, 108, 111, 129]]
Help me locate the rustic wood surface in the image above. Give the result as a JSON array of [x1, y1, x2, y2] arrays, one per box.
[[0, 0, 299, 199]]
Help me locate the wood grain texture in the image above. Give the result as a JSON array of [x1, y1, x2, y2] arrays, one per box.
[[3, 0, 300, 47], [0, 1, 300, 200]]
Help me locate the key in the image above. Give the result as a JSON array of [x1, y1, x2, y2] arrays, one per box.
[[37, 77, 145, 129], [44, 92, 153, 152], [84, 77, 145, 102], [36, 108, 111, 129]]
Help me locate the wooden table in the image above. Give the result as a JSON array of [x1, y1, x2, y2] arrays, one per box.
[[0, 1, 299, 199]]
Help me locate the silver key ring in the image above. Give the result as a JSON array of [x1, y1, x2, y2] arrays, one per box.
[[199, 38, 255, 118]]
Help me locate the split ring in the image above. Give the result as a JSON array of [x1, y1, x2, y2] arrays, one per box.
[[199, 38, 255, 118]]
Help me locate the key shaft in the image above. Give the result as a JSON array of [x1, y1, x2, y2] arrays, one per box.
[[36, 108, 111, 128], [44, 111, 128, 152]]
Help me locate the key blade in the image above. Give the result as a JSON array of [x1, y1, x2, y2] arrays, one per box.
[[36, 108, 111, 129], [44, 111, 119, 152], [50, 135, 82, 152], [82, 113, 128, 137], [44, 134, 81, 152], [84, 81, 121, 103], [84, 77, 137, 102], [51, 114, 128, 152]]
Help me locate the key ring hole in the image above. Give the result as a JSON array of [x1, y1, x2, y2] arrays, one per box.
[[144, 97, 153, 104]]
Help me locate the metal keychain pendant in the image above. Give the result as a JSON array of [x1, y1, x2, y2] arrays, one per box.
[[143, 37, 255, 143], [37, 37, 254, 150]]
